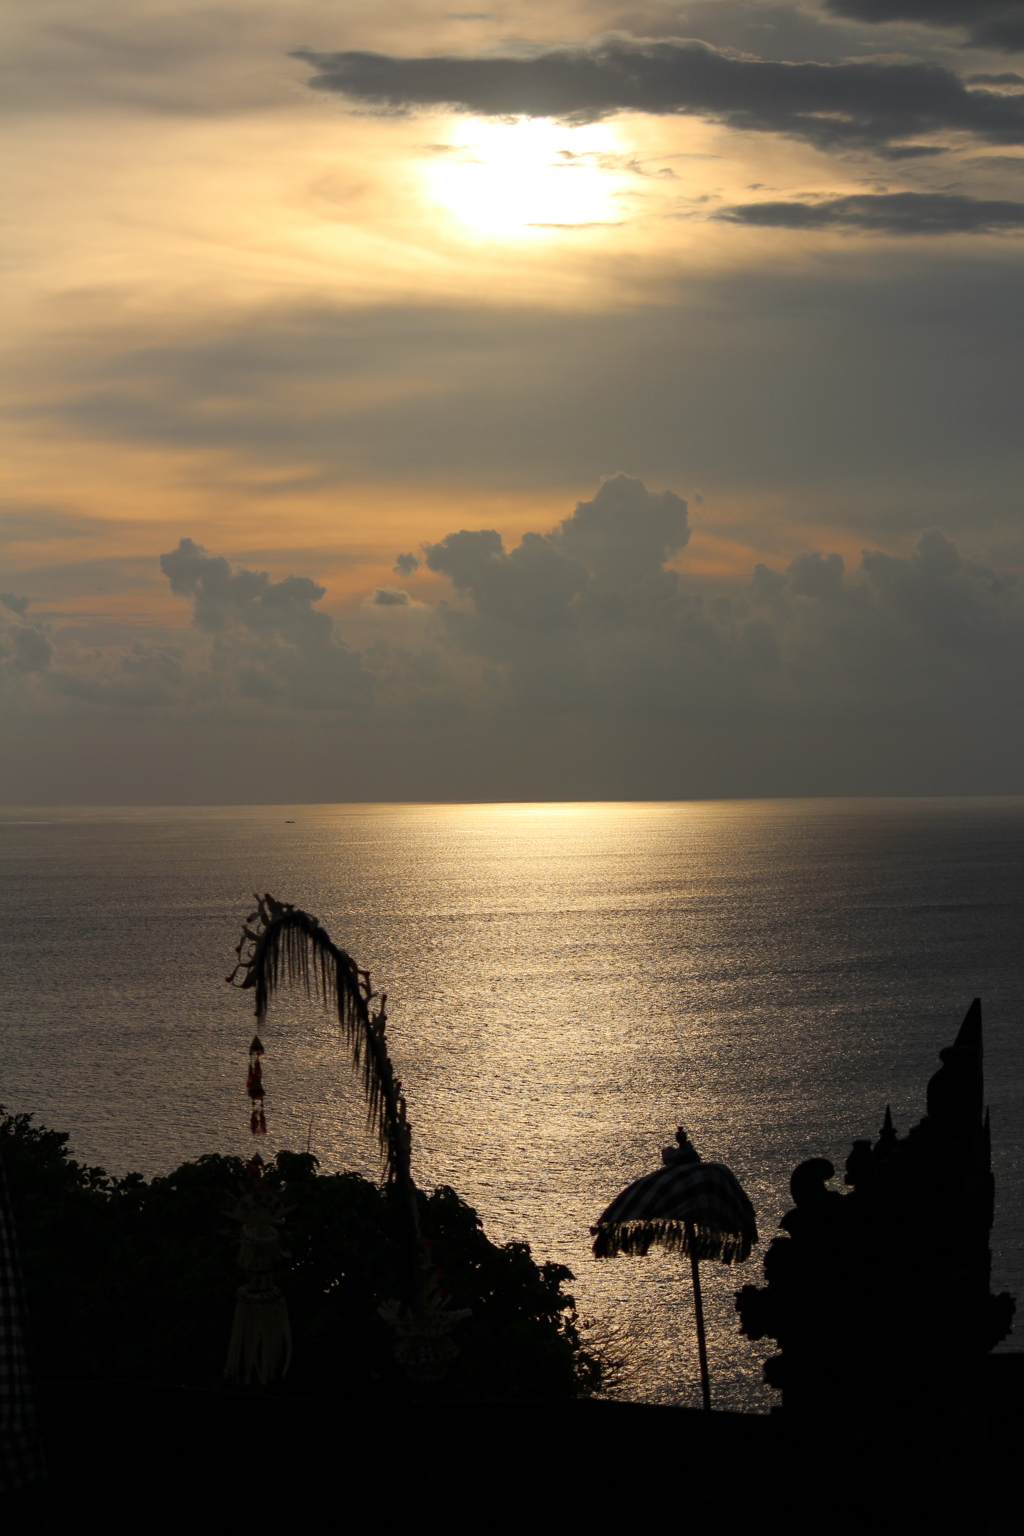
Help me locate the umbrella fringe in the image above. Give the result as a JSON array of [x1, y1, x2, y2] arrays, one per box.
[[591, 1219, 753, 1264]]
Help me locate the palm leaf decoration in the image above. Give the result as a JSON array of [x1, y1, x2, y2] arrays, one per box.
[[228, 893, 409, 1181], [227, 894, 422, 1307]]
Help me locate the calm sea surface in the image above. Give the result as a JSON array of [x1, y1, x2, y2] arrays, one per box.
[[1, 799, 1021, 1410]]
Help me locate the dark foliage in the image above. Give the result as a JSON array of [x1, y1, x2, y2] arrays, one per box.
[[1, 1108, 600, 1400]]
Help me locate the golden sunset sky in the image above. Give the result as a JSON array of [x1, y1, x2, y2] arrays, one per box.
[[3, 0, 1024, 800]]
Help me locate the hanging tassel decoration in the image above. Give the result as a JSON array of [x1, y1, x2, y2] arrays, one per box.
[[224, 1155, 292, 1386], [246, 1035, 267, 1135]]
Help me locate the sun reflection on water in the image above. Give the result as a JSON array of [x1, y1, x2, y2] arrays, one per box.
[[2, 799, 1022, 1411]]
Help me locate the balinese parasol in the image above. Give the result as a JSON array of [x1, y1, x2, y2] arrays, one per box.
[[591, 1128, 758, 1410]]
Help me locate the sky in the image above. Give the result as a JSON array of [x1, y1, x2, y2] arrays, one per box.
[[2, 0, 1024, 802]]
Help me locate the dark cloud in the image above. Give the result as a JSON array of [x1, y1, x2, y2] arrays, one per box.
[[123, 487, 1024, 740], [823, 0, 1024, 53], [6, 488, 1024, 799], [370, 586, 412, 605], [613, 0, 933, 64], [0, 594, 54, 683], [51, 642, 185, 709], [717, 190, 1024, 232], [424, 476, 689, 648], [28, 256, 1024, 532], [161, 536, 328, 635], [157, 538, 371, 709], [0, 623, 53, 675], [422, 494, 1024, 726], [393, 552, 421, 576], [295, 39, 1024, 153], [787, 550, 846, 598]]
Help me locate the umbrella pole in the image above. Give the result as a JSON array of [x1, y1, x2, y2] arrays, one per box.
[[685, 1221, 711, 1411]]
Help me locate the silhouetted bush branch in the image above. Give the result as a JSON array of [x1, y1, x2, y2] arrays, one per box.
[[1, 1108, 600, 1400]]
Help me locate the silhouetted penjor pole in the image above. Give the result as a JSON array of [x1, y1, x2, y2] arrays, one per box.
[[592, 1129, 758, 1410], [226, 893, 469, 1381]]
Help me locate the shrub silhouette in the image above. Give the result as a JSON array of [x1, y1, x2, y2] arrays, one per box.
[[2, 1108, 599, 1400]]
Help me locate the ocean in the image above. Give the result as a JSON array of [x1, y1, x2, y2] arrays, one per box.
[[1, 798, 1021, 1411]]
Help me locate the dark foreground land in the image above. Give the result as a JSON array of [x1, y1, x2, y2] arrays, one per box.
[[7, 997, 1021, 1535], [14, 1354, 1023, 1536]]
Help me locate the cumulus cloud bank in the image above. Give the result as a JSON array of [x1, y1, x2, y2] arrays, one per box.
[[157, 538, 371, 709], [296, 40, 1024, 154], [0, 594, 53, 681], [416, 478, 1024, 726], [6, 479, 1024, 797], [426, 475, 690, 633], [1, 622, 53, 676], [4, 539, 372, 714]]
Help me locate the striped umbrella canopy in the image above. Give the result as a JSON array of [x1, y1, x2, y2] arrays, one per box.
[[592, 1133, 758, 1262], [591, 1129, 758, 1410]]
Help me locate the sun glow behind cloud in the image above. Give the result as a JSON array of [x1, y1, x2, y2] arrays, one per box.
[[422, 117, 621, 237], [7, 0, 1024, 768]]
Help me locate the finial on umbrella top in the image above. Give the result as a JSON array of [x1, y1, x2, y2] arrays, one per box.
[[662, 1127, 701, 1166]]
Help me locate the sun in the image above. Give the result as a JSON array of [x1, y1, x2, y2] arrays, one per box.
[[422, 117, 621, 238]]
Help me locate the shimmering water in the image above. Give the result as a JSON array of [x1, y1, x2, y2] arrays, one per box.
[[1, 799, 1021, 1411]]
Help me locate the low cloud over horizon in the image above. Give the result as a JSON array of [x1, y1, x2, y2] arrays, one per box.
[[4, 476, 1023, 801]]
